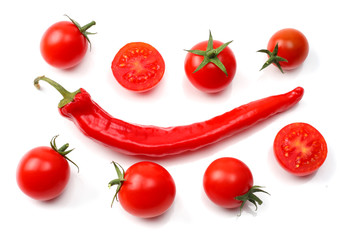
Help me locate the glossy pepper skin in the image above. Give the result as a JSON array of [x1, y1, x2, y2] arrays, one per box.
[[34, 76, 304, 157]]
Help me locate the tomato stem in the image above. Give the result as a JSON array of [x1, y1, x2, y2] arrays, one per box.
[[80, 20, 96, 33], [206, 49, 217, 58], [234, 185, 270, 215], [58, 143, 70, 152], [34, 76, 81, 108]]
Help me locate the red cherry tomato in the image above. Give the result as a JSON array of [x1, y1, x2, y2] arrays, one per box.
[[184, 32, 236, 93], [40, 16, 95, 69], [203, 157, 268, 213], [111, 42, 165, 92], [109, 161, 176, 218], [259, 28, 309, 72], [273, 122, 328, 176], [16, 136, 77, 201]]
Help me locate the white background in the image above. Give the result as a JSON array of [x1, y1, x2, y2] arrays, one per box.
[[1, 0, 359, 239]]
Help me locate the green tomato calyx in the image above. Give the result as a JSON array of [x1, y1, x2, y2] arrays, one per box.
[[185, 31, 233, 76], [235, 185, 270, 215], [50, 135, 79, 172], [258, 43, 288, 73], [65, 14, 96, 50], [108, 161, 126, 207]]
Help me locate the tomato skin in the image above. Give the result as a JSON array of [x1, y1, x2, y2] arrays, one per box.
[[40, 21, 88, 69], [267, 28, 309, 70], [203, 157, 253, 208], [118, 162, 176, 218], [184, 40, 236, 93], [273, 122, 328, 176], [111, 42, 165, 92], [16, 146, 70, 201]]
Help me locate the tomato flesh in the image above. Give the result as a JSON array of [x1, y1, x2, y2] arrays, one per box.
[[273, 122, 327, 176], [111, 42, 165, 92]]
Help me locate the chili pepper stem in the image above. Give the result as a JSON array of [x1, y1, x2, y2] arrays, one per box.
[[34, 76, 81, 108]]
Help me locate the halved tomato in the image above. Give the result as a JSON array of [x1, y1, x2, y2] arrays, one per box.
[[111, 42, 165, 92], [273, 122, 327, 176]]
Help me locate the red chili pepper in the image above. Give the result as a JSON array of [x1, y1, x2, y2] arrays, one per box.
[[34, 76, 304, 157]]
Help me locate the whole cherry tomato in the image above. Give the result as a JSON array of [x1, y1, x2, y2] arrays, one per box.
[[273, 122, 328, 176], [203, 157, 268, 214], [40, 15, 96, 69], [16, 136, 78, 201], [109, 161, 176, 218], [184, 31, 236, 93], [258, 28, 309, 73], [111, 42, 165, 92]]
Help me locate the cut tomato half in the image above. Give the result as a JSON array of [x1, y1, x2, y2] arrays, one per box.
[[111, 42, 165, 92], [273, 122, 328, 176]]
